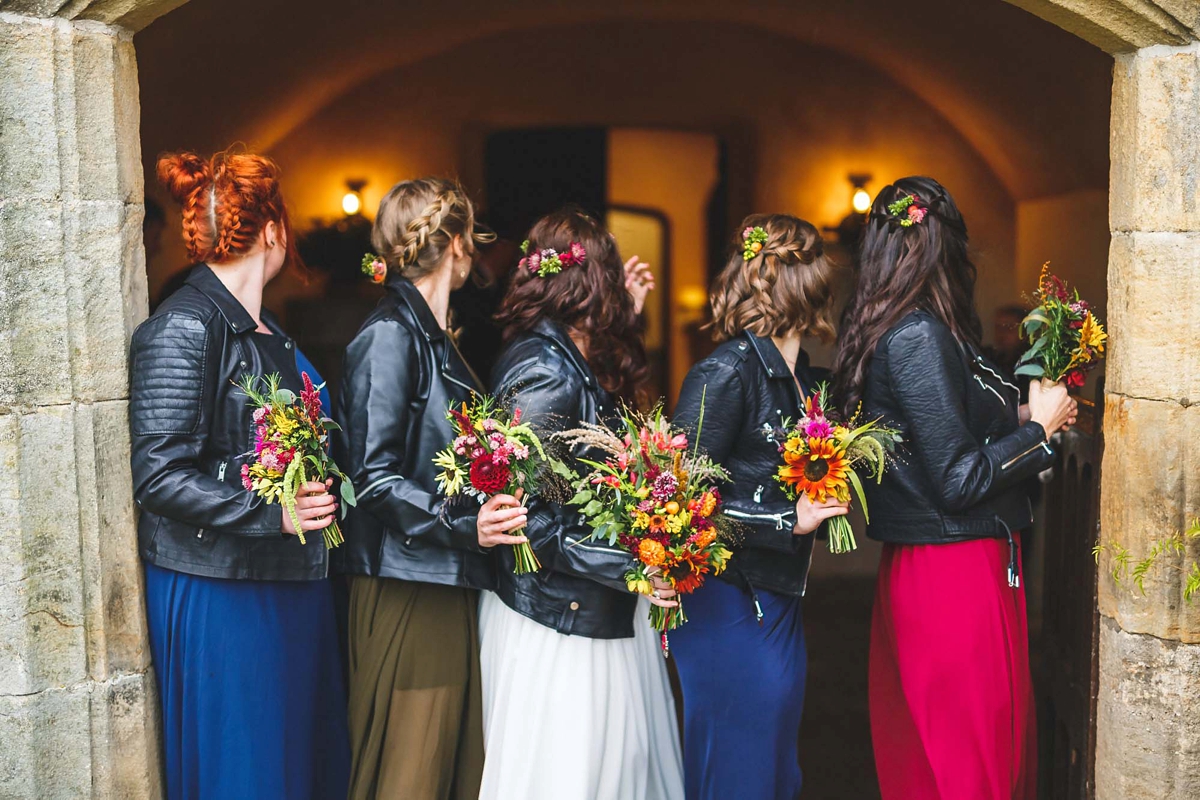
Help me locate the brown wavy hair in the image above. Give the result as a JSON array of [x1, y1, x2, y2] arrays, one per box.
[[495, 208, 649, 405], [156, 148, 301, 271], [708, 213, 836, 342], [832, 176, 980, 416]]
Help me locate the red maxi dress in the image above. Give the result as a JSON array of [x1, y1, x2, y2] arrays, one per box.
[[869, 533, 1037, 800]]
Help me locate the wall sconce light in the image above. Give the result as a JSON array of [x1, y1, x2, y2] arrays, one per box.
[[849, 173, 872, 214], [342, 178, 367, 216]]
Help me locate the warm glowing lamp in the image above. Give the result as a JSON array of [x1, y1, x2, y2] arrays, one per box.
[[849, 174, 872, 214], [852, 187, 872, 214], [342, 178, 367, 216]]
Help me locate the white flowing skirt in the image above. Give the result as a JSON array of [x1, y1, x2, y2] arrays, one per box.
[[478, 591, 685, 800]]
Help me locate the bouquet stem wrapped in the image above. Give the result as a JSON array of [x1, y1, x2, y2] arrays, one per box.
[[238, 372, 356, 548], [775, 384, 901, 554]]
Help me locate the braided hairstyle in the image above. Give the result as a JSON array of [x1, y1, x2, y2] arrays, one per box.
[[372, 178, 493, 281], [831, 176, 979, 417], [708, 213, 836, 343], [156, 149, 298, 268]]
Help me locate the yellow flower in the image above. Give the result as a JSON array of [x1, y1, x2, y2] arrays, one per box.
[[633, 512, 650, 531], [1079, 311, 1107, 354], [627, 576, 652, 596], [665, 514, 684, 534], [710, 545, 732, 575]]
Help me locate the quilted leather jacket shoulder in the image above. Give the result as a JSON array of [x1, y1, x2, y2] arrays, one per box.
[[129, 265, 328, 581]]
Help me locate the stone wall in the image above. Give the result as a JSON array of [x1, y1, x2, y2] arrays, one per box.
[[0, 10, 160, 798], [1094, 39, 1200, 799]]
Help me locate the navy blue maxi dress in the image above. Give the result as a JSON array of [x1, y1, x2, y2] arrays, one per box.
[[670, 579, 808, 800], [143, 343, 350, 800]]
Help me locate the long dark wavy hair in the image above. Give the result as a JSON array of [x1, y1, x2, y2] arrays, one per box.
[[832, 176, 981, 416], [495, 207, 649, 405]]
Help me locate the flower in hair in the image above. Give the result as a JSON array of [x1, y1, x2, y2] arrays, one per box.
[[519, 241, 587, 277], [361, 253, 387, 284], [742, 226, 768, 261], [886, 194, 927, 227]]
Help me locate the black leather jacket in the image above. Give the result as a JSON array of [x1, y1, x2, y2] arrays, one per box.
[[489, 320, 639, 639], [129, 264, 328, 581], [675, 332, 820, 602], [333, 277, 492, 590], [861, 311, 1054, 569]]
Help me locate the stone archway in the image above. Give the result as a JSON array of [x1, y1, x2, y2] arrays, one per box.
[[0, 0, 1197, 797]]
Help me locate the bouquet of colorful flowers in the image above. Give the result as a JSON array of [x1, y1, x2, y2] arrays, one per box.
[[433, 396, 572, 574], [775, 384, 901, 554], [1014, 263, 1107, 389], [560, 404, 735, 650], [238, 372, 357, 548]]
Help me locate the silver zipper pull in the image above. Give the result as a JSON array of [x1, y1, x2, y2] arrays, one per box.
[[973, 374, 1006, 406], [217, 460, 227, 481], [754, 485, 764, 503]]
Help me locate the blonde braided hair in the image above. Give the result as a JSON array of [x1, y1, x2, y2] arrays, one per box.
[[372, 178, 492, 281]]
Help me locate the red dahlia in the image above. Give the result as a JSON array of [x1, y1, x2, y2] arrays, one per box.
[[470, 453, 511, 495]]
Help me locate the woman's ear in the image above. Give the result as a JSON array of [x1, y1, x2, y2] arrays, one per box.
[[263, 219, 279, 249], [450, 233, 466, 260]]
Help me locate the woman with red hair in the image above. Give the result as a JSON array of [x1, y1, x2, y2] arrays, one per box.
[[129, 149, 350, 799]]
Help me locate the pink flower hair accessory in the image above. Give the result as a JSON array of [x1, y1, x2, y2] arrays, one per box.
[[519, 239, 587, 277]]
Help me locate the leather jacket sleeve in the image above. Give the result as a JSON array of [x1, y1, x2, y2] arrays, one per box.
[[129, 312, 284, 535], [886, 319, 1054, 513], [675, 359, 799, 552], [341, 320, 479, 551], [497, 361, 634, 591]]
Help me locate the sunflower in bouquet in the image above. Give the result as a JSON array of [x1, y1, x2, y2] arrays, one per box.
[[775, 384, 901, 554], [560, 403, 735, 651], [432, 395, 572, 574], [1014, 263, 1107, 389]]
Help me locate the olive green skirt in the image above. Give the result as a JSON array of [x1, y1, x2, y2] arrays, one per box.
[[346, 576, 484, 800]]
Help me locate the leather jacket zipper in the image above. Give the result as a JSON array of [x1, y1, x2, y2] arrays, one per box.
[[725, 508, 790, 531], [973, 374, 1006, 406], [998, 517, 1020, 588], [217, 460, 227, 481], [974, 356, 1019, 393], [1000, 439, 1053, 471]]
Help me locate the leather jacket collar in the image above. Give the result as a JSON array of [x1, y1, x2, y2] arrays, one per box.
[[185, 264, 258, 334], [743, 332, 812, 404], [530, 318, 595, 388], [387, 274, 447, 342]]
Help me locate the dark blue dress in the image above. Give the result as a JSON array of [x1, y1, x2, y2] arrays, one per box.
[[143, 346, 350, 800], [669, 579, 808, 800]]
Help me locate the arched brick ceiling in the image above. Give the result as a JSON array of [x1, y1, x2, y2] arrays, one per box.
[[136, 0, 1112, 200]]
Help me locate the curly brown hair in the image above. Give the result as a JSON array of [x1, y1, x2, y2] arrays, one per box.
[[495, 208, 649, 405], [708, 213, 836, 343]]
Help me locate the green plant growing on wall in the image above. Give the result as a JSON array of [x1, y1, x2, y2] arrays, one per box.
[[1094, 518, 1200, 601]]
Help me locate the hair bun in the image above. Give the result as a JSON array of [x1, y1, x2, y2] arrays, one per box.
[[156, 153, 211, 204]]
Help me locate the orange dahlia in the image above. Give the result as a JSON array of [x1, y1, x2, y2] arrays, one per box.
[[779, 437, 850, 503], [638, 538, 667, 568]]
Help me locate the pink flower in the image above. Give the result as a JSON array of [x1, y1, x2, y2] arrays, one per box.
[[743, 227, 753, 238], [570, 241, 586, 262], [908, 206, 927, 224], [637, 499, 655, 513], [253, 407, 269, 424], [513, 408, 523, 425], [482, 418, 499, 432], [512, 444, 530, 460], [491, 449, 510, 466], [805, 420, 833, 439], [240, 463, 253, 491], [527, 252, 542, 273], [670, 434, 689, 450], [471, 447, 486, 460]]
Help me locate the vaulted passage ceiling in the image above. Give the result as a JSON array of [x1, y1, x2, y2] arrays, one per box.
[[136, 0, 1112, 201]]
